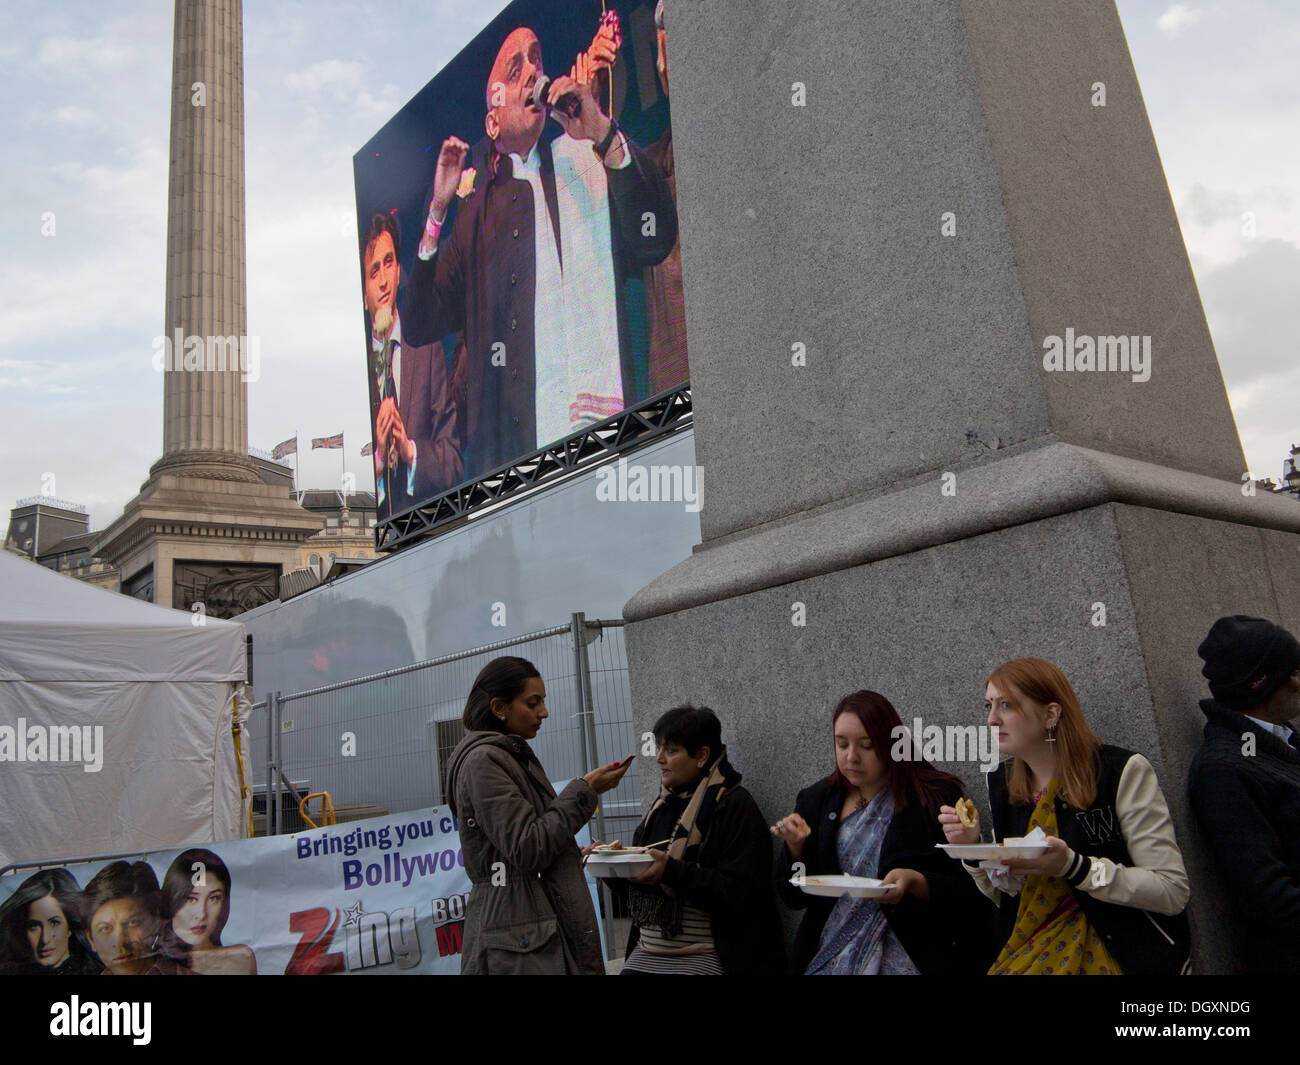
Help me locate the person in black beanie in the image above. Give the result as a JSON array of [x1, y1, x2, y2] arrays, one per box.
[[1189, 615, 1300, 973]]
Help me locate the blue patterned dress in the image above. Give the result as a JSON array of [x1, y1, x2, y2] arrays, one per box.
[[805, 788, 920, 975]]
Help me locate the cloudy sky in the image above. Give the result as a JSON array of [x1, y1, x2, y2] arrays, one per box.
[[0, 1, 1296, 530]]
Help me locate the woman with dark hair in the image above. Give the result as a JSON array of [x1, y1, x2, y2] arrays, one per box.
[[159, 849, 256, 975], [445, 655, 631, 974], [0, 868, 102, 975], [940, 658, 1190, 975], [773, 691, 996, 975], [597, 705, 786, 975]]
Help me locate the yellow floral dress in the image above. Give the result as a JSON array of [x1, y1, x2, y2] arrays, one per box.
[[988, 781, 1121, 975]]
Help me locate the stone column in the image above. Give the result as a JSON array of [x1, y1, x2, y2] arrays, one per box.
[[153, 0, 258, 483], [626, 0, 1300, 971]]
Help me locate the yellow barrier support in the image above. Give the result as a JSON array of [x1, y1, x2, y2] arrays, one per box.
[[298, 792, 337, 830]]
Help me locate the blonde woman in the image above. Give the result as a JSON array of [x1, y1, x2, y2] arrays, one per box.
[[940, 658, 1190, 974]]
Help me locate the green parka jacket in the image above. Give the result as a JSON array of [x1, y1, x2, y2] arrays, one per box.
[[446, 730, 604, 974]]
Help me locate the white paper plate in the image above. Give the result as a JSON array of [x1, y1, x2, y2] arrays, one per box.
[[585, 853, 655, 878], [794, 875, 894, 899], [936, 843, 1049, 860]]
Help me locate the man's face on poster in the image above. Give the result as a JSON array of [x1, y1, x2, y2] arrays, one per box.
[[364, 229, 400, 338], [486, 27, 546, 157], [89, 896, 151, 975]]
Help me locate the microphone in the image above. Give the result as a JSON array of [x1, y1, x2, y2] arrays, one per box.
[[529, 76, 583, 119]]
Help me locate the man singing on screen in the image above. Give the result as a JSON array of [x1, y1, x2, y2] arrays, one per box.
[[361, 212, 462, 517], [409, 22, 677, 478]]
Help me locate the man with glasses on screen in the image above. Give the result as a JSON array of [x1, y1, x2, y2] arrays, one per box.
[[362, 212, 463, 517], [409, 22, 677, 481]]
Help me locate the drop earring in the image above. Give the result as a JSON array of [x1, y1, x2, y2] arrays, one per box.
[[1046, 724, 1058, 744]]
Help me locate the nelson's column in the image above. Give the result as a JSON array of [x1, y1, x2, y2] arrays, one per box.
[[94, 0, 319, 616]]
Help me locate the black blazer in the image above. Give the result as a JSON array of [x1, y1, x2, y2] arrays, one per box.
[[1188, 699, 1300, 973], [367, 325, 463, 518], [407, 135, 677, 479], [775, 776, 997, 974]]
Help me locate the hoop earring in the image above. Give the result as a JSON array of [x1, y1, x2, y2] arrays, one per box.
[[1046, 724, 1058, 744]]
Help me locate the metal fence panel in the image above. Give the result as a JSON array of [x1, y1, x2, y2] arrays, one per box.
[[254, 620, 637, 836]]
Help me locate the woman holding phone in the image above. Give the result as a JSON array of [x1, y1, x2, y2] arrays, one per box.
[[445, 656, 630, 974], [940, 657, 1191, 975]]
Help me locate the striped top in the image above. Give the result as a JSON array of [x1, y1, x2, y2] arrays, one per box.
[[636, 904, 715, 955], [622, 945, 724, 975]]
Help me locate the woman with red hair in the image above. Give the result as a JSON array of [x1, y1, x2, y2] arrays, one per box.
[[772, 691, 996, 975], [940, 657, 1190, 974]]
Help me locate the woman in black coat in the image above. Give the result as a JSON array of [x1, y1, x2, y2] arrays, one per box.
[[773, 690, 996, 975], [597, 705, 786, 975]]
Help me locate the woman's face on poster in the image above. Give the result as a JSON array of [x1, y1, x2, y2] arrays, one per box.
[[89, 897, 150, 975], [25, 894, 71, 968], [173, 879, 225, 948]]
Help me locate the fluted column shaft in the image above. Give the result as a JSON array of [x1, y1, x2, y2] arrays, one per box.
[[159, 0, 252, 474]]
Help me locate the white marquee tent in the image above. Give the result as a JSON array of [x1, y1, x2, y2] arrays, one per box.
[[0, 550, 251, 869]]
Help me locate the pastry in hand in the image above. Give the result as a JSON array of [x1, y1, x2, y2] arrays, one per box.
[[955, 798, 978, 829]]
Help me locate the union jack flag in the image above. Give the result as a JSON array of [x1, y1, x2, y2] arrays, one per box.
[[271, 436, 297, 460], [311, 433, 344, 450]]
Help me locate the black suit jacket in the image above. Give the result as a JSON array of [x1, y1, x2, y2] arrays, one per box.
[[406, 133, 677, 479], [774, 776, 998, 975], [1189, 700, 1300, 973], [369, 327, 463, 519]]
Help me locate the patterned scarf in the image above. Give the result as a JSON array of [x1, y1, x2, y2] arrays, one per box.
[[805, 787, 899, 975], [989, 780, 1121, 975], [627, 748, 733, 938]]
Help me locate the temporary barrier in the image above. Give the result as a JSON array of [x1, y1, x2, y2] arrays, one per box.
[[0, 801, 596, 974]]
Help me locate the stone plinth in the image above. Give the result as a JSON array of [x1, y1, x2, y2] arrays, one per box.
[[93, 473, 323, 613], [624, 0, 1300, 972]]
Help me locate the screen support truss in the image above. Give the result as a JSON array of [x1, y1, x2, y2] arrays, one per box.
[[375, 383, 692, 552]]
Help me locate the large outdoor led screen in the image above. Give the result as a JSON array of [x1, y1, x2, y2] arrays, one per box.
[[354, 0, 686, 522]]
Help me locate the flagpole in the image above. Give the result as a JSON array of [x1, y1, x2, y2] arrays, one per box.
[[341, 432, 347, 503], [293, 429, 299, 499]]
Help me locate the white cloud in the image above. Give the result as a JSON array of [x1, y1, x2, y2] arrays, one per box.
[[0, 142, 167, 350], [1156, 4, 1206, 36], [283, 58, 401, 124], [52, 105, 96, 127], [285, 58, 364, 95], [1195, 237, 1300, 477], [36, 34, 133, 71]]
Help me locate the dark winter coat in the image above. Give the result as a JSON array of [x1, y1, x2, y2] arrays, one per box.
[[1188, 699, 1300, 973], [610, 771, 786, 975]]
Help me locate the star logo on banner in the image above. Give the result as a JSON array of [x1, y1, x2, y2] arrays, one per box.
[[342, 900, 365, 928]]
